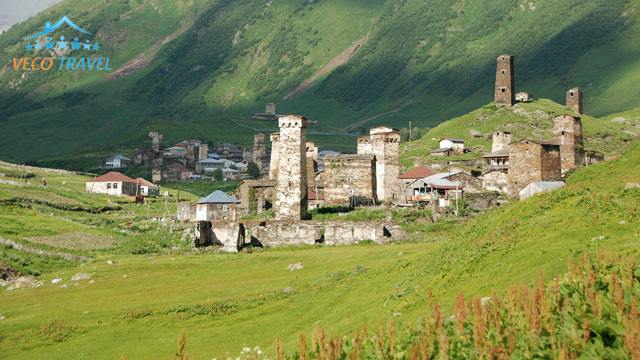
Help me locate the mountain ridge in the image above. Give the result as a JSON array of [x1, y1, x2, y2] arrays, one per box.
[[1, 0, 640, 168]]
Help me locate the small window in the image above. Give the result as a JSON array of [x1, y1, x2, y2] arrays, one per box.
[[501, 88, 506, 93], [107, 183, 111, 189], [222, 204, 228, 212], [113, 183, 118, 189], [570, 92, 574, 96], [501, 70, 505, 74], [561, 131, 566, 136]]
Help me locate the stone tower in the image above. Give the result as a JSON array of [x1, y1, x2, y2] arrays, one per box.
[[491, 131, 512, 153], [357, 135, 373, 154], [266, 102, 276, 115], [554, 115, 584, 174], [566, 87, 583, 114], [507, 140, 562, 197], [358, 126, 400, 202], [269, 133, 280, 180], [305, 141, 318, 194], [495, 55, 515, 106], [275, 115, 308, 220], [252, 133, 268, 172], [198, 143, 208, 161]]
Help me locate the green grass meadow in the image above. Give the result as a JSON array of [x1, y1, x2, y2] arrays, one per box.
[[0, 144, 638, 358]]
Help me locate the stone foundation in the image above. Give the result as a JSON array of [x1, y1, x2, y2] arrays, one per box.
[[205, 221, 403, 252]]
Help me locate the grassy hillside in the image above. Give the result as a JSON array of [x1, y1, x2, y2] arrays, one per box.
[[2, 0, 640, 168], [0, 140, 637, 358], [400, 99, 640, 167]]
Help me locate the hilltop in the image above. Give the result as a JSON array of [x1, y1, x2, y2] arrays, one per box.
[[1, 0, 640, 168], [400, 99, 640, 167], [0, 140, 637, 358]]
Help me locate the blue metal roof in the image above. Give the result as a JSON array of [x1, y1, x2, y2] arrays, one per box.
[[197, 190, 239, 204]]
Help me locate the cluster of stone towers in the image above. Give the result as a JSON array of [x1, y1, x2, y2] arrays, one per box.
[[267, 116, 400, 220], [494, 55, 584, 114], [357, 127, 401, 202]]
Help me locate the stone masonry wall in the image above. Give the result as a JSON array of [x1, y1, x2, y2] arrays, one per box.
[[491, 131, 512, 153], [359, 127, 400, 202], [306, 141, 318, 193], [507, 140, 561, 196], [323, 154, 376, 206], [554, 115, 584, 174], [566, 87, 583, 114], [275, 115, 308, 220]]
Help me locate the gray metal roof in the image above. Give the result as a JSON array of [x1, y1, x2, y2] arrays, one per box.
[[197, 190, 239, 204]]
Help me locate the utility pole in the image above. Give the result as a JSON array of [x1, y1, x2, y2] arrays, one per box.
[[409, 121, 412, 142]]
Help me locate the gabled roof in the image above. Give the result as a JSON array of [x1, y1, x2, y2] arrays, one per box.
[[135, 178, 156, 187], [399, 166, 437, 179], [197, 190, 239, 204], [441, 138, 465, 143], [108, 154, 131, 161], [91, 172, 135, 183]]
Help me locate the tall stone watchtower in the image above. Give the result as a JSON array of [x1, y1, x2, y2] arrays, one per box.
[[495, 55, 515, 106], [305, 141, 318, 193], [359, 126, 401, 202], [554, 115, 584, 174], [566, 87, 583, 114], [269, 133, 280, 180], [491, 131, 512, 153], [275, 115, 308, 220], [252, 133, 268, 172]]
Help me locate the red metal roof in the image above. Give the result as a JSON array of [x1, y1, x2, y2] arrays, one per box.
[[135, 178, 155, 187], [399, 166, 437, 179], [91, 171, 135, 183]]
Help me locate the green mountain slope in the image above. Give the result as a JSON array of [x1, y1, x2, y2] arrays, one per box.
[[1, 0, 640, 167], [400, 98, 640, 167], [0, 143, 638, 358]]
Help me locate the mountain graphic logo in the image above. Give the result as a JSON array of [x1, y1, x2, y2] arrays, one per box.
[[29, 16, 91, 39]]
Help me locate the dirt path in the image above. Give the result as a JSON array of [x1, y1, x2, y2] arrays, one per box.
[[107, 21, 192, 80], [284, 35, 368, 100], [346, 101, 414, 131]]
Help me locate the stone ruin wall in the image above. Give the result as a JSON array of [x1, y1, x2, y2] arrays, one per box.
[[323, 154, 376, 206]]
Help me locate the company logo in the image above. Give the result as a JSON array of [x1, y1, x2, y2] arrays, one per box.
[[11, 16, 111, 73]]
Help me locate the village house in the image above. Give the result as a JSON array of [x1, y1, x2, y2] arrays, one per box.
[[163, 162, 193, 181], [104, 154, 131, 169], [194, 190, 240, 247], [515, 92, 532, 102], [404, 172, 464, 208], [135, 178, 160, 196], [164, 146, 187, 158], [85, 171, 139, 196]]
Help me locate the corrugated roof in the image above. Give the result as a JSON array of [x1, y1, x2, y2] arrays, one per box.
[[481, 149, 510, 158], [197, 190, 239, 204], [441, 138, 465, 143], [92, 172, 135, 183], [399, 166, 437, 179]]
